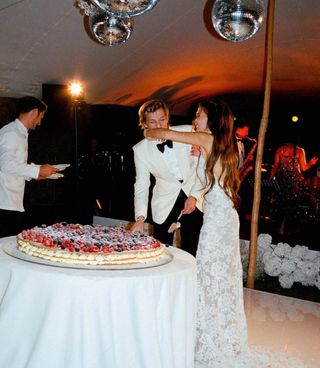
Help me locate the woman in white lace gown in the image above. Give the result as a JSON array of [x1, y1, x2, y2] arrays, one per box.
[[145, 100, 311, 368], [146, 100, 246, 366]]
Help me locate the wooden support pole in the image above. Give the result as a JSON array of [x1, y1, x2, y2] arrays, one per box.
[[246, 0, 275, 288]]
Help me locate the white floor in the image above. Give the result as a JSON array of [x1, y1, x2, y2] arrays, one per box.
[[93, 217, 320, 366], [244, 288, 320, 367]]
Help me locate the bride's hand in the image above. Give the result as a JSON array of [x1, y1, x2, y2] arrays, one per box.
[[191, 145, 201, 157]]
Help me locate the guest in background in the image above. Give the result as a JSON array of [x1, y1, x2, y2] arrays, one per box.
[[235, 120, 257, 234], [270, 135, 318, 236], [235, 120, 257, 182], [130, 99, 203, 256], [0, 96, 59, 237]]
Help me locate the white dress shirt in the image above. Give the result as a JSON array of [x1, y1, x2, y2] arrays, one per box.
[[161, 143, 183, 181], [0, 119, 40, 211]]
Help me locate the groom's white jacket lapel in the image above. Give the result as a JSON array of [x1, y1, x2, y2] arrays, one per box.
[[133, 125, 203, 224]]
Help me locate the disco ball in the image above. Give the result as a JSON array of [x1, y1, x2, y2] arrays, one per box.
[[91, 0, 160, 17], [89, 11, 133, 46], [212, 0, 265, 42]]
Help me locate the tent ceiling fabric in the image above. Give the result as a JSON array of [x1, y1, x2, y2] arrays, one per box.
[[0, 0, 319, 115]]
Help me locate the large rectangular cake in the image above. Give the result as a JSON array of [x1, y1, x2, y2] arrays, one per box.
[[17, 223, 164, 265]]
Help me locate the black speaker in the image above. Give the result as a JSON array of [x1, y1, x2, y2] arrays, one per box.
[[42, 84, 70, 105], [0, 97, 18, 127], [40, 84, 73, 133]]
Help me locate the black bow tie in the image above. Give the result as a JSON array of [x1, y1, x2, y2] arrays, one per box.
[[157, 140, 173, 153], [236, 138, 242, 142]]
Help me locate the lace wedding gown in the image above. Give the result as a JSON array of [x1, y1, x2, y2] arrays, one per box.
[[194, 181, 312, 368]]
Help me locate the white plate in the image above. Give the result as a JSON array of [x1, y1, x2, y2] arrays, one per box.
[[48, 173, 64, 180], [52, 164, 70, 171], [2, 242, 173, 270]]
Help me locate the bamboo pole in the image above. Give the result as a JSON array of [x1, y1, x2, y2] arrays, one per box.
[[246, 0, 275, 288]]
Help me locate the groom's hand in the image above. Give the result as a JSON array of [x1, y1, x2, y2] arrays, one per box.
[[130, 216, 145, 233], [181, 196, 196, 215]]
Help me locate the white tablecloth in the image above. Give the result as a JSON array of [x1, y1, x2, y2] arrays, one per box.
[[0, 237, 196, 368]]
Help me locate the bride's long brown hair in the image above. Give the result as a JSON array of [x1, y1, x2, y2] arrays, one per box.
[[200, 99, 240, 207]]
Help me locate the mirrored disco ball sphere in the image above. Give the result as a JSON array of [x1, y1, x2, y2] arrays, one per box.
[[212, 0, 265, 42], [91, 0, 160, 17], [89, 12, 133, 46]]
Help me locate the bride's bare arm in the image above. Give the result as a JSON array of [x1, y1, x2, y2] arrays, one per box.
[[144, 128, 212, 155]]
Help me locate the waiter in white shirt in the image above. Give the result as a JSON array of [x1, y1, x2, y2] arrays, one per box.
[[130, 99, 203, 256], [0, 96, 59, 237]]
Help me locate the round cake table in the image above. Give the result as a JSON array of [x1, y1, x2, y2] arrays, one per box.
[[0, 237, 197, 368]]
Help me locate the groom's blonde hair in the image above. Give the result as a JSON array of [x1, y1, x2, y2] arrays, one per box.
[[138, 99, 170, 129]]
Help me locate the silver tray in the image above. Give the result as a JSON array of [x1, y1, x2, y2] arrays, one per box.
[[2, 241, 173, 270]]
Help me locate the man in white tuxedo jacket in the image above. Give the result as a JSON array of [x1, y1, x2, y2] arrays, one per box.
[[131, 100, 203, 256]]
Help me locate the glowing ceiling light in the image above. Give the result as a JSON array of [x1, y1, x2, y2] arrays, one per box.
[[69, 82, 83, 98]]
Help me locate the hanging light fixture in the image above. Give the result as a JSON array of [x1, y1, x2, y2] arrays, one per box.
[[90, 0, 160, 17], [76, 0, 159, 46], [212, 0, 265, 42], [77, 1, 133, 45], [89, 11, 133, 46]]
